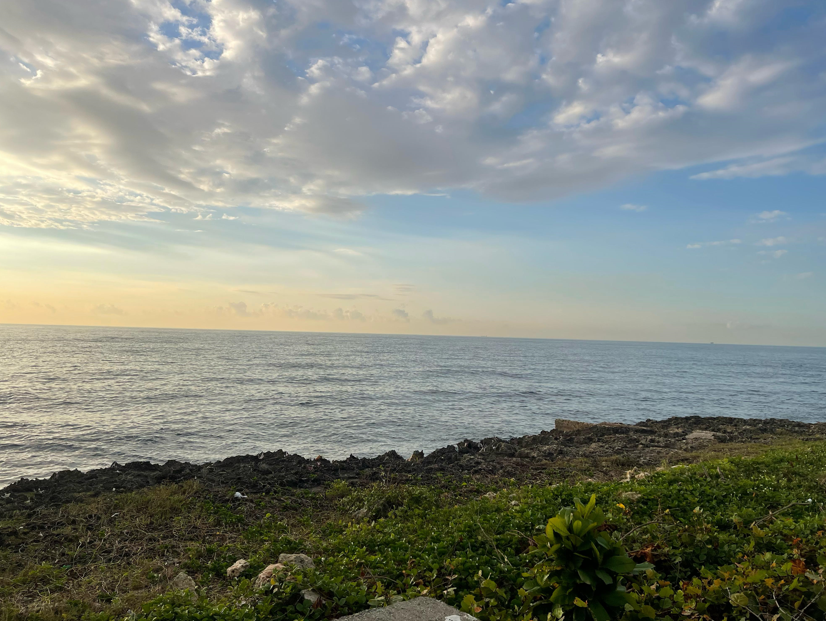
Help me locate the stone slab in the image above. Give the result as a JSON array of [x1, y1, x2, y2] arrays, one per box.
[[555, 418, 594, 432], [335, 598, 477, 621]]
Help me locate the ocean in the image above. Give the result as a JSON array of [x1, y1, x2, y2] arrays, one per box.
[[1, 324, 824, 487]]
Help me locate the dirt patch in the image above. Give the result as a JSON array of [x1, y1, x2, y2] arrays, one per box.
[[2, 416, 823, 516]]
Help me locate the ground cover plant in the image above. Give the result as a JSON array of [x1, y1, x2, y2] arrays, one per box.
[[2, 440, 826, 621]]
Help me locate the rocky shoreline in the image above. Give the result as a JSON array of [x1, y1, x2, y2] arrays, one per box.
[[3, 416, 824, 514]]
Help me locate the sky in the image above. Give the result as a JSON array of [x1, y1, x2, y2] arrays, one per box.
[[0, 0, 824, 346]]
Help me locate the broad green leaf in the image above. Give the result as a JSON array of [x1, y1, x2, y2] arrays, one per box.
[[604, 590, 631, 607], [585, 494, 597, 516], [548, 517, 570, 536], [603, 555, 636, 574], [577, 569, 595, 586], [550, 585, 566, 604], [461, 595, 476, 613], [591, 542, 603, 565], [589, 600, 610, 621], [595, 569, 613, 585]]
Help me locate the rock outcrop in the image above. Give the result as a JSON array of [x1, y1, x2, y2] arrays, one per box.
[[227, 559, 250, 579]]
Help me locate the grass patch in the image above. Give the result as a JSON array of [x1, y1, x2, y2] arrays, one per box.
[[2, 440, 826, 620]]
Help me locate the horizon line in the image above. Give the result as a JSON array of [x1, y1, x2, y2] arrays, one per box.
[[1, 321, 824, 350]]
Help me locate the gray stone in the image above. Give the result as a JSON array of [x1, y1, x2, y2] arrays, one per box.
[[170, 571, 197, 601], [278, 553, 315, 570], [227, 559, 250, 579], [335, 597, 477, 621], [686, 430, 718, 442], [302, 589, 322, 605]]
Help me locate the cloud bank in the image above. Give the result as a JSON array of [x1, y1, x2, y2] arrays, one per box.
[[1, 0, 825, 227]]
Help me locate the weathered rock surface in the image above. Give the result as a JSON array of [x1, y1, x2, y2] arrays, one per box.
[[254, 563, 284, 590], [555, 419, 595, 432], [278, 553, 314, 570], [334, 597, 477, 621], [2, 417, 824, 515], [302, 589, 322, 605], [170, 572, 198, 600], [227, 559, 250, 579]]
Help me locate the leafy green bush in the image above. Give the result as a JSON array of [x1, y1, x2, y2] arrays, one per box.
[[521, 495, 651, 621]]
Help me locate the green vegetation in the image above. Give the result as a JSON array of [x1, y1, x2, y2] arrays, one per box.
[[518, 494, 652, 621], [3, 441, 826, 621]]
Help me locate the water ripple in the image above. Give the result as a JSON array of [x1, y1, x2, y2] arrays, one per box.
[[0, 325, 824, 486]]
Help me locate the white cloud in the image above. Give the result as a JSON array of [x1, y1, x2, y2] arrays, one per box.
[[758, 249, 787, 259], [391, 308, 409, 321], [227, 301, 251, 317], [793, 272, 813, 280], [422, 309, 456, 325], [0, 0, 825, 227], [757, 236, 787, 247], [687, 239, 742, 249], [751, 210, 788, 223], [620, 203, 647, 212]]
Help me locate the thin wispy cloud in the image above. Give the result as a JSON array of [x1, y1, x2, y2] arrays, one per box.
[[757, 237, 788, 247], [687, 240, 742, 249], [318, 293, 389, 301], [620, 204, 647, 212], [393, 285, 416, 296], [758, 250, 788, 259], [752, 210, 788, 223], [693, 156, 826, 181], [92, 304, 127, 316]]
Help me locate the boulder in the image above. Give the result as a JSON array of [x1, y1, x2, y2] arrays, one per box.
[[170, 571, 198, 601], [686, 430, 718, 442], [254, 563, 285, 590], [227, 559, 250, 579], [278, 553, 315, 570]]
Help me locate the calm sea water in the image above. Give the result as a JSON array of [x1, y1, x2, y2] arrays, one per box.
[[1, 325, 825, 487]]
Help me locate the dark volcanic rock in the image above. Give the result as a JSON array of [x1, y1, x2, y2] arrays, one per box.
[[1, 416, 823, 515]]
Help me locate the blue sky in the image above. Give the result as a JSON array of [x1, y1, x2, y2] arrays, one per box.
[[0, 0, 824, 344]]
